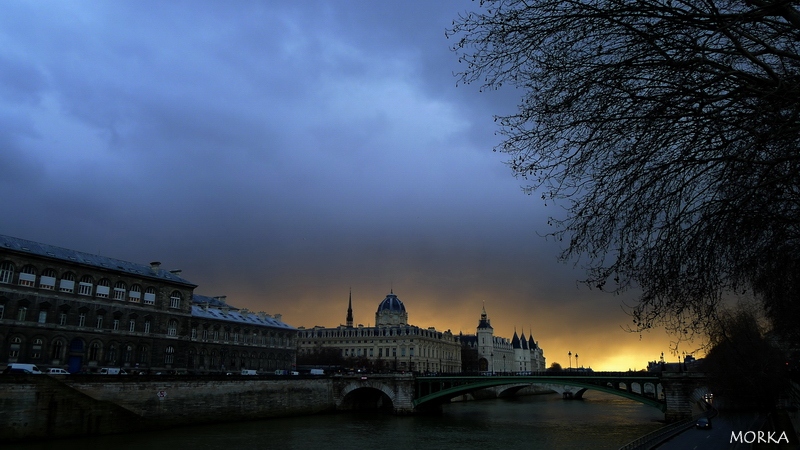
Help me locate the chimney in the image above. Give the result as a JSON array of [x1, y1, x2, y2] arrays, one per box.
[[169, 269, 182, 276], [274, 314, 282, 322], [150, 261, 161, 271]]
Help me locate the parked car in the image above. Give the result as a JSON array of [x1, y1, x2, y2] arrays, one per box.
[[696, 417, 712, 430], [3, 363, 43, 374], [45, 368, 70, 375], [99, 367, 128, 375]]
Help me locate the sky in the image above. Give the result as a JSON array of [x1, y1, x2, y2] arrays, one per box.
[[0, 0, 693, 371]]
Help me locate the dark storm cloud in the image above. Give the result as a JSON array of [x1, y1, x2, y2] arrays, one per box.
[[0, 0, 680, 369]]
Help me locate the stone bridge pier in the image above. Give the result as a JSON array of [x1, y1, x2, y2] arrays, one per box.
[[660, 372, 708, 422], [331, 374, 416, 415]]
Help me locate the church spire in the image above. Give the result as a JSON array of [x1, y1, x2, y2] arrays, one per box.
[[346, 288, 353, 328]]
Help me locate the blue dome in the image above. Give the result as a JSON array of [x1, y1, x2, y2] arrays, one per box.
[[376, 293, 406, 313]]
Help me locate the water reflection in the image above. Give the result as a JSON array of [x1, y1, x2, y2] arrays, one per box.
[[8, 392, 664, 450]]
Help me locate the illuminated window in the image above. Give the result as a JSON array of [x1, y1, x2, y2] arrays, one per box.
[[164, 346, 175, 364]]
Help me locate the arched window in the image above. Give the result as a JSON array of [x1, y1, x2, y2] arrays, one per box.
[[143, 287, 156, 305], [78, 275, 93, 296], [113, 281, 126, 300], [123, 345, 133, 363], [40, 269, 57, 290], [0, 261, 15, 284], [106, 344, 117, 364], [96, 279, 111, 298], [18, 265, 36, 287], [167, 320, 178, 336], [164, 346, 175, 364], [51, 339, 65, 361], [88, 342, 101, 361], [128, 284, 141, 303], [9, 336, 22, 358], [169, 291, 182, 309], [30, 338, 43, 359], [59, 272, 75, 293]]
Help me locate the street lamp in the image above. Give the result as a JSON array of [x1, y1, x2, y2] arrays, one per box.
[[575, 353, 579, 369], [568, 351, 572, 370]]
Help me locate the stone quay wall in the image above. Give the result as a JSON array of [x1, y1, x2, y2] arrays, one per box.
[[0, 374, 336, 442]]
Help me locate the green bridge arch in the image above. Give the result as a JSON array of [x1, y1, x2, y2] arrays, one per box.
[[413, 375, 666, 412]]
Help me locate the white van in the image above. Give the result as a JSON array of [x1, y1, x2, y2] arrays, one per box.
[[99, 367, 128, 375], [240, 369, 257, 375], [4, 363, 43, 374]]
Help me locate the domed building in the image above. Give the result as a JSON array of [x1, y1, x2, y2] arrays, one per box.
[[296, 290, 461, 373]]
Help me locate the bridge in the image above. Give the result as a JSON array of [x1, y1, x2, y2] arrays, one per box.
[[332, 371, 708, 422]]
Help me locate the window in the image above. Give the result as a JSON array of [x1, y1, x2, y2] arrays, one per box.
[[78, 313, 86, 328], [95, 315, 103, 329], [88, 343, 100, 361], [167, 320, 178, 336], [202, 329, 208, 340], [31, 339, 42, 359], [143, 287, 156, 305], [40, 269, 56, 290], [38, 310, 47, 324], [165, 346, 175, 364], [78, 276, 93, 296], [95, 279, 110, 298], [191, 328, 197, 339], [0, 304, 4, 320], [107, 345, 117, 364], [129, 320, 136, 332], [213, 330, 219, 341], [123, 345, 133, 363], [138, 345, 149, 363], [58, 312, 67, 326], [17, 307, 27, 321], [113, 281, 126, 300], [18, 265, 36, 287], [128, 285, 141, 303], [144, 320, 151, 334], [9, 336, 21, 358], [51, 340, 64, 360], [0, 262, 14, 284], [113, 319, 120, 331], [169, 291, 182, 309], [59, 272, 75, 293]]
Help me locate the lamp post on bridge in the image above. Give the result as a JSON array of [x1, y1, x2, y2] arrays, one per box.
[[575, 353, 579, 370], [568, 351, 572, 371]]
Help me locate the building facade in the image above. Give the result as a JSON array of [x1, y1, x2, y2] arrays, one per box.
[[459, 305, 545, 373], [296, 291, 462, 373], [0, 234, 296, 373]]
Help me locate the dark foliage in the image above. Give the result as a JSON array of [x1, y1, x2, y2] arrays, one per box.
[[448, 0, 800, 342]]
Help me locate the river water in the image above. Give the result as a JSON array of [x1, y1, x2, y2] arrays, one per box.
[[9, 392, 665, 450]]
